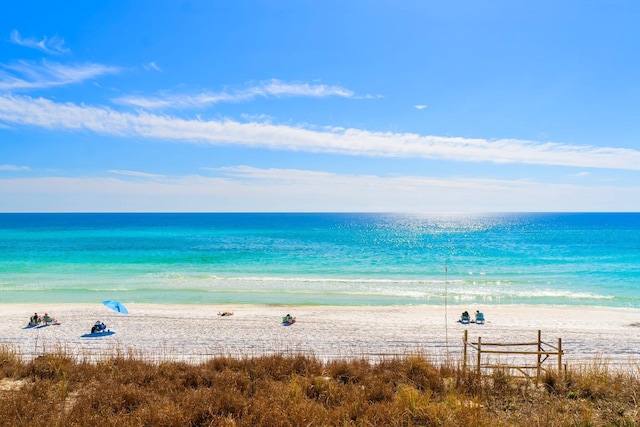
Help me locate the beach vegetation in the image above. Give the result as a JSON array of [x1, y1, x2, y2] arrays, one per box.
[[0, 345, 639, 426]]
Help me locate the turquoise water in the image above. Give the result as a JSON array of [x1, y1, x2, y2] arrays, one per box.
[[1, 213, 639, 307]]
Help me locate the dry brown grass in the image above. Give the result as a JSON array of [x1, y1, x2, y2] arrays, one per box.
[[1, 344, 639, 426]]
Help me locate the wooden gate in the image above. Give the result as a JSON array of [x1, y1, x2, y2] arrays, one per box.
[[462, 330, 563, 382]]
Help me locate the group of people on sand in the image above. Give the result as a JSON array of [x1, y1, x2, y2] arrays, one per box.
[[459, 310, 485, 324], [27, 310, 298, 332], [215, 310, 297, 325], [28, 312, 57, 327], [27, 312, 109, 334]]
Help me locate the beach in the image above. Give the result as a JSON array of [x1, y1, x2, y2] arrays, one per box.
[[2, 304, 639, 369], [3, 213, 640, 372]]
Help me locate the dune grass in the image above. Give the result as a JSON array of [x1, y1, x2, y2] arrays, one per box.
[[0, 345, 639, 426]]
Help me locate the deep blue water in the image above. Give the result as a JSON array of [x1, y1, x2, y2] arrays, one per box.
[[1, 213, 639, 306]]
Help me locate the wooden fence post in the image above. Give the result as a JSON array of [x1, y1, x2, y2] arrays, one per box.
[[558, 338, 562, 375], [537, 329, 542, 384], [477, 336, 482, 375], [463, 329, 468, 370]]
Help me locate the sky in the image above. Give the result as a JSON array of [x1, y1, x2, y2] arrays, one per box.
[[1, 1, 640, 212]]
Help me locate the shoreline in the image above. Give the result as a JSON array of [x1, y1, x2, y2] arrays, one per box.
[[2, 303, 639, 368]]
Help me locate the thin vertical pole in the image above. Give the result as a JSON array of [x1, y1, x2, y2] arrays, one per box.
[[463, 329, 468, 370], [537, 330, 542, 384], [558, 338, 563, 374], [444, 260, 448, 349], [477, 336, 482, 375]]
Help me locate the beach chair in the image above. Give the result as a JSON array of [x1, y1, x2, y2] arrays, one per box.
[[460, 314, 470, 324], [475, 312, 485, 325]]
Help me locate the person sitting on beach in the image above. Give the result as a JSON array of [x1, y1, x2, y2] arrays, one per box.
[[284, 314, 295, 324], [475, 310, 485, 324], [28, 313, 40, 326], [217, 311, 233, 317], [459, 311, 470, 323], [91, 321, 106, 334], [42, 313, 55, 325]]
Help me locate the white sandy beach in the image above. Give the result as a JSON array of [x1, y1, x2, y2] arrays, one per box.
[[1, 304, 639, 370]]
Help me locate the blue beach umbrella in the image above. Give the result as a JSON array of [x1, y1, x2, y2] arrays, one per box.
[[103, 300, 129, 314]]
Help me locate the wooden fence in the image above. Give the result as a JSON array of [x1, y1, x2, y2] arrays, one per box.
[[462, 330, 563, 383]]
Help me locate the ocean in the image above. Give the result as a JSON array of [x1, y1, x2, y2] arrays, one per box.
[[1, 213, 639, 307]]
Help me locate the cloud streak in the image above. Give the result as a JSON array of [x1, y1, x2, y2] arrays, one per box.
[[109, 169, 165, 179], [0, 164, 31, 171], [1, 167, 639, 212], [112, 79, 355, 109], [0, 60, 120, 90], [1, 94, 640, 170], [143, 62, 162, 72], [9, 30, 69, 55]]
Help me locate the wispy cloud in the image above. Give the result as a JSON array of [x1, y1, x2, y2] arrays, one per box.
[[259, 80, 354, 97], [109, 169, 165, 179], [0, 164, 31, 171], [0, 60, 120, 91], [2, 94, 640, 171], [415, 105, 427, 110], [112, 79, 355, 109], [572, 171, 590, 178], [1, 167, 639, 212], [9, 30, 69, 55], [143, 62, 162, 72]]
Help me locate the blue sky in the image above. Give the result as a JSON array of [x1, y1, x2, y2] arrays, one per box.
[[1, 1, 640, 212]]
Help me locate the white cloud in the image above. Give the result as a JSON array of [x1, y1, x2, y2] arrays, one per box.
[[112, 79, 355, 109], [415, 105, 427, 110], [1, 94, 640, 171], [0, 60, 120, 90], [9, 30, 69, 55], [240, 113, 274, 123], [143, 62, 163, 72], [1, 167, 639, 212], [572, 171, 590, 178], [109, 169, 165, 179], [0, 164, 31, 171], [113, 92, 233, 109], [258, 80, 354, 98]]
